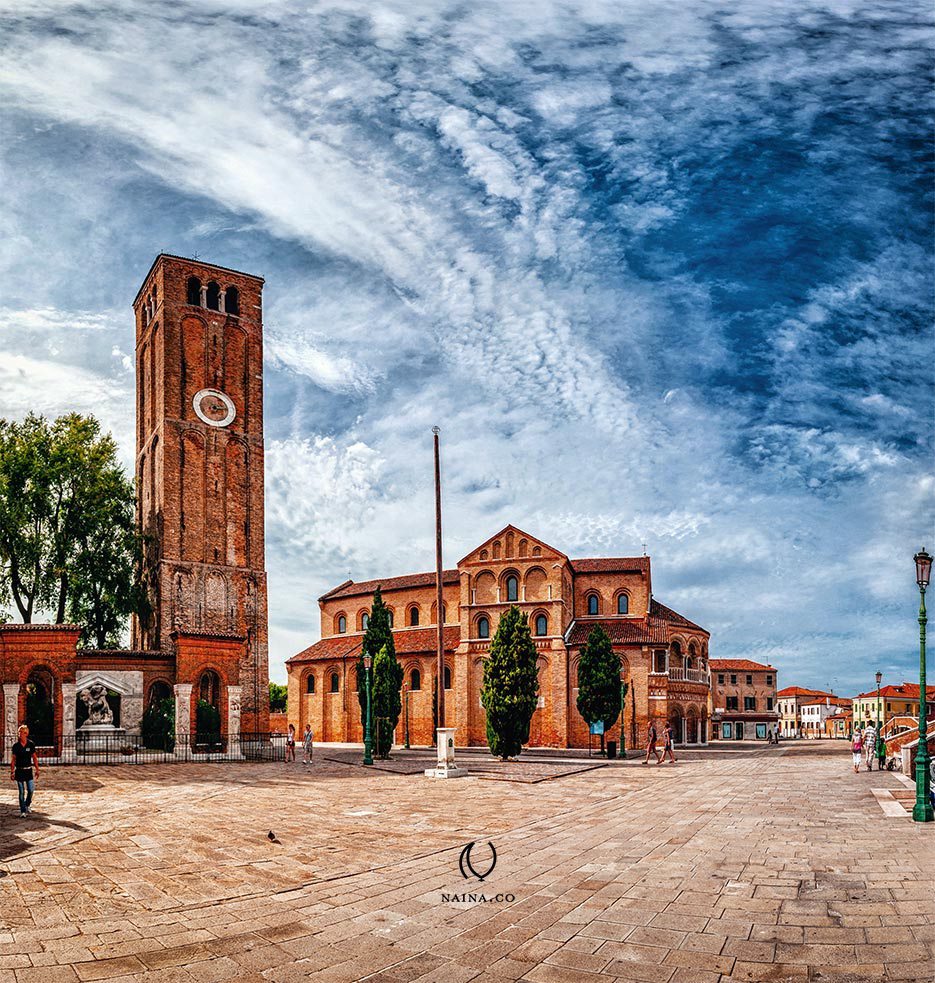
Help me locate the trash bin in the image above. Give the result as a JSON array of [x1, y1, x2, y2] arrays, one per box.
[[606, 740, 616, 760]]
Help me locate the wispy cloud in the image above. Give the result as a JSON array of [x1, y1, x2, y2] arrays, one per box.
[[0, 0, 931, 692]]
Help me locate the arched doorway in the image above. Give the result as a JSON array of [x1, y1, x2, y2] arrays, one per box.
[[686, 707, 699, 745], [669, 705, 684, 745], [25, 669, 55, 746], [196, 669, 222, 744]]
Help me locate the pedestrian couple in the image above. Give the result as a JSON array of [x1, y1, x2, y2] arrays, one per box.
[[10, 725, 39, 818], [643, 720, 676, 765], [285, 724, 314, 766], [854, 720, 884, 772]]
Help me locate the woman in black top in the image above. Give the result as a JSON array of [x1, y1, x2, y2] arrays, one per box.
[[10, 724, 38, 817]]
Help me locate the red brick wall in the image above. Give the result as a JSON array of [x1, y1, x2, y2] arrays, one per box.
[[132, 255, 269, 734]]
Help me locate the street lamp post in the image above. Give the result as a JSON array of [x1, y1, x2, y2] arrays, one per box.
[[363, 653, 374, 766], [874, 670, 882, 772], [404, 684, 410, 749], [618, 673, 627, 759], [912, 548, 933, 823]]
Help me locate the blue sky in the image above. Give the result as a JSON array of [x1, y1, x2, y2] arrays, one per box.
[[0, 0, 932, 693]]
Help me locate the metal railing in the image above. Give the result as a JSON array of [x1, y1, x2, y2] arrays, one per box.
[[4, 732, 285, 766], [668, 667, 710, 684]]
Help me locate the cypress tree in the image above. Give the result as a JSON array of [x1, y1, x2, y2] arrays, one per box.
[[371, 643, 403, 758], [576, 625, 622, 754], [481, 605, 539, 760], [356, 589, 401, 757]]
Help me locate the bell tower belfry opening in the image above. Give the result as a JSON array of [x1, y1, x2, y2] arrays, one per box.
[[131, 254, 270, 733]]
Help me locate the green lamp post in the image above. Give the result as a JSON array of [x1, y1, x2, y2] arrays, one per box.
[[912, 548, 933, 823], [874, 670, 882, 771], [363, 652, 374, 767]]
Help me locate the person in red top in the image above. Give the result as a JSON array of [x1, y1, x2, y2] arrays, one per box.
[[10, 724, 39, 818]]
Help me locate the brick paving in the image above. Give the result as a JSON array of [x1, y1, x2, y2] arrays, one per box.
[[0, 743, 931, 982]]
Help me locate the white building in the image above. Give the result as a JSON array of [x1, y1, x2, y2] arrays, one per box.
[[800, 699, 850, 738]]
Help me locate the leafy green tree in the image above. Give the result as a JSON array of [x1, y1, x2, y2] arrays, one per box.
[[576, 625, 622, 754], [0, 412, 142, 644], [269, 682, 288, 713], [481, 605, 539, 760], [141, 697, 176, 751], [195, 699, 222, 745], [371, 643, 403, 758]]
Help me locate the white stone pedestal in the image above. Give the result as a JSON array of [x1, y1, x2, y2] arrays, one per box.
[[424, 727, 468, 779]]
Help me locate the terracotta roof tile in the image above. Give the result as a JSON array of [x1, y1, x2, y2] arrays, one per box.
[[319, 570, 459, 602], [709, 659, 775, 672], [854, 683, 935, 700], [569, 557, 650, 574], [288, 626, 460, 664], [566, 598, 706, 647], [776, 686, 839, 699]]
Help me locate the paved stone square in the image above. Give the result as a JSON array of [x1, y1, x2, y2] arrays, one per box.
[[0, 743, 931, 983]]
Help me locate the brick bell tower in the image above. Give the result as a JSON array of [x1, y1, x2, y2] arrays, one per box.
[[131, 254, 270, 733]]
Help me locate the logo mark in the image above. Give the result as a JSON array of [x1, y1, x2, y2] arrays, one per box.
[[459, 841, 497, 881]]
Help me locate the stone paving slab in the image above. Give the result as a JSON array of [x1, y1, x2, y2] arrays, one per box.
[[0, 745, 930, 982]]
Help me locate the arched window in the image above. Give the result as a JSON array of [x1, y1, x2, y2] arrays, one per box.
[[617, 593, 629, 615], [444, 665, 451, 689], [337, 615, 347, 634], [409, 606, 419, 627], [387, 610, 394, 627], [187, 276, 202, 306], [411, 668, 421, 691], [147, 680, 172, 707], [535, 614, 548, 636], [225, 285, 240, 316], [506, 575, 518, 602], [442, 603, 447, 623], [587, 593, 599, 615], [361, 613, 369, 631], [477, 616, 490, 639], [206, 281, 221, 310], [330, 672, 340, 693], [199, 669, 220, 707], [26, 668, 55, 745], [306, 674, 315, 694]]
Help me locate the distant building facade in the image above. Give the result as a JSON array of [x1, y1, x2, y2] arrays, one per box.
[[852, 684, 935, 737], [709, 659, 778, 740], [800, 698, 851, 738], [287, 526, 711, 749], [777, 687, 840, 738]]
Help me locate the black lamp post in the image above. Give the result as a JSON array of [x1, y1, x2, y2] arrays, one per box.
[[912, 548, 932, 822], [363, 653, 374, 767]]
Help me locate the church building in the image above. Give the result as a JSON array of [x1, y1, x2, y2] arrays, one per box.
[[287, 527, 710, 749]]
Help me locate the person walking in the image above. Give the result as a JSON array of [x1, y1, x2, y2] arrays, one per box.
[[659, 721, 677, 764], [285, 723, 296, 764], [302, 724, 314, 767], [10, 725, 38, 817], [643, 721, 660, 764], [851, 731, 863, 773], [862, 720, 876, 772]]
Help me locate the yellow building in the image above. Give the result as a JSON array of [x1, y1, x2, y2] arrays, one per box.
[[852, 683, 935, 735]]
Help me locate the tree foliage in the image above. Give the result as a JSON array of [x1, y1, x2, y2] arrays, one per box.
[[481, 605, 539, 760], [268, 682, 288, 713], [0, 412, 142, 645], [195, 699, 222, 744], [576, 625, 622, 752], [142, 697, 176, 751], [356, 587, 395, 714], [372, 642, 403, 758]]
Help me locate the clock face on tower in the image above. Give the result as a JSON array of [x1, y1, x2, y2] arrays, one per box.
[[192, 388, 236, 427]]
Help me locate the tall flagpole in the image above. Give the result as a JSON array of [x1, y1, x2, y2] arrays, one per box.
[[433, 427, 445, 729]]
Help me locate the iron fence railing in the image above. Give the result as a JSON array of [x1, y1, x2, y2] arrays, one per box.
[[3, 732, 287, 766]]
